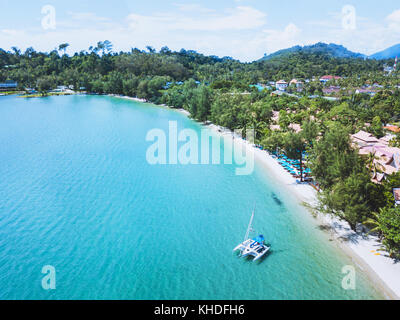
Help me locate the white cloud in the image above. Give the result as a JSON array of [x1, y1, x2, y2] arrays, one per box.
[[387, 9, 400, 32], [268, 23, 301, 40], [1, 29, 21, 36], [56, 12, 117, 30], [127, 6, 267, 32], [172, 3, 216, 14], [254, 23, 302, 54], [2, 5, 400, 62], [120, 5, 270, 61], [302, 8, 400, 56], [68, 12, 110, 22]]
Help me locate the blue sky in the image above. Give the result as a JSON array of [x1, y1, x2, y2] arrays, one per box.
[[0, 0, 399, 61]]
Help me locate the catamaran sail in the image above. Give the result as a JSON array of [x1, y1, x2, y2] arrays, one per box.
[[244, 207, 255, 242]]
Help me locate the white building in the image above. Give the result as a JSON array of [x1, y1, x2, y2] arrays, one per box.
[[275, 80, 288, 92]]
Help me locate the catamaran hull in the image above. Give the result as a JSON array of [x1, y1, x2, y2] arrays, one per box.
[[233, 240, 270, 261], [253, 247, 270, 261]]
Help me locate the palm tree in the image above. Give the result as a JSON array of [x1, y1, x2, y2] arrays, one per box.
[[365, 151, 384, 177], [96, 41, 105, 55], [146, 46, 156, 54], [103, 40, 113, 54], [58, 43, 69, 55], [95, 41, 113, 55], [363, 210, 382, 236], [11, 46, 21, 56]]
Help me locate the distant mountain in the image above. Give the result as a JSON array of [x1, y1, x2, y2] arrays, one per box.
[[369, 44, 400, 60], [260, 43, 366, 61]]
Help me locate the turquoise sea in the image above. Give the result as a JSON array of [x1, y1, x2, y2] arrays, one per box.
[[0, 95, 384, 299]]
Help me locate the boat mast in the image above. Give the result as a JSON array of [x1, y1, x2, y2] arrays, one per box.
[[244, 205, 255, 241]]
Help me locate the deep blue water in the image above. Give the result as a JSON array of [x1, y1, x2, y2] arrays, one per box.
[[0, 95, 383, 299]]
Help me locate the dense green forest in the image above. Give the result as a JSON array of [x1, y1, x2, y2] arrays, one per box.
[[1, 41, 397, 95], [1, 42, 400, 257]]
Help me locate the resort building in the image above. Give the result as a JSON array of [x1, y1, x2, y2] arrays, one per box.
[[319, 75, 341, 84], [0, 80, 18, 91], [394, 188, 400, 206], [351, 130, 379, 147], [270, 124, 281, 131], [322, 86, 341, 95], [288, 123, 302, 133], [384, 65, 394, 74], [269, 110, 302, 134], [355, 88, 377, 96], [289, 79, 304, 92], [275, 80, 288, 92], [351, 130, 400, 182], [54, 86, 67, 92], [271, 111, 280, 123]]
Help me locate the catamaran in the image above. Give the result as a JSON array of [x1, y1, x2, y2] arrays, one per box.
[[233, 207, 270, 261]]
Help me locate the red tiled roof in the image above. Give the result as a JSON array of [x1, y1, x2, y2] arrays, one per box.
[[320, 75, 341, 80], [384, 126, 400, 133]]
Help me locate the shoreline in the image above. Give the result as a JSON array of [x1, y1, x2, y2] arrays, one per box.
[[206, 124, 400, 300], [111, 94, 400, 300]]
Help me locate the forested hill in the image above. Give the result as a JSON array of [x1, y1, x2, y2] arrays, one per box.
[[370, 44, 400, 60], [259, 43, 366, 61], [253, 51, 384, 80]]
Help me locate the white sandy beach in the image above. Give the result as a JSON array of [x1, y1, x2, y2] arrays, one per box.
[[113, 94, 400, 299], [109, 94, 147, 103], [206, 123, 400, 300]]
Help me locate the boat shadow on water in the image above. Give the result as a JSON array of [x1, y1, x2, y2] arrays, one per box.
[[271, 192, 284, 207]]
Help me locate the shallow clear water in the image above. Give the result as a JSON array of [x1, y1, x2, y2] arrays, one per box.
[[0, 95, 383, 299]]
